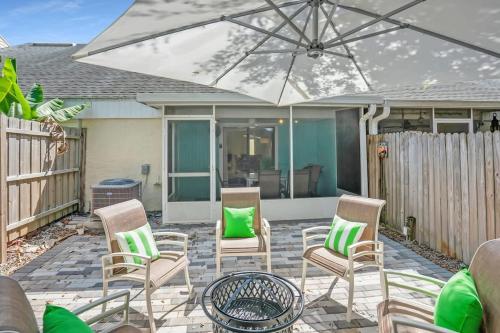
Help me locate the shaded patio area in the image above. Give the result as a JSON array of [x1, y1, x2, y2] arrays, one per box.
[[10, 220, 452, 332]]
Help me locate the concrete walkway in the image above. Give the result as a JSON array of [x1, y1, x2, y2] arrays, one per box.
[[11, 220, 452, 332]]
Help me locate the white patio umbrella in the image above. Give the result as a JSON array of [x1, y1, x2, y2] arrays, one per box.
[[73, 0, 500, 105]]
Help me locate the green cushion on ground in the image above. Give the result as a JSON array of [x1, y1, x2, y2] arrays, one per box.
[[223, 207, 256, 238], [434, 268, 483, 333], [43, 304, 93, 333]]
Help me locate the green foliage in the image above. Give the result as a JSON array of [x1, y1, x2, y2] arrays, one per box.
[[0, 57, 87, 122], [0, 58, 32, 119]]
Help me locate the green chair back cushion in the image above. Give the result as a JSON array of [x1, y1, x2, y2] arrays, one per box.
[[324, 215, 367, 256], [43, 304, 93, 333], [434, 268, 483, 333], [223, 207, 256, 238], [115, 223, 160, 265]]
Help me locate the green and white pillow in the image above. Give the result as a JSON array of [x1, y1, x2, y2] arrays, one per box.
[[324, 215, 367, 256], [115, 223, 160, 265]]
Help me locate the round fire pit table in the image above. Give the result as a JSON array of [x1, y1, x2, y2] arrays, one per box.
[[201, 271, 304, 333]]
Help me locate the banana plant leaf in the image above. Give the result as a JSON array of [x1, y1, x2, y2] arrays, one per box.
[[26, 83, 44, 112], [0, 58, 32, 119], [36, 98, 88, 122]]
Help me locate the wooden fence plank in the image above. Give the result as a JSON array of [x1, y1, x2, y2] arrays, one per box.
[[399, 132, 406, 231], [475, 132, 487, 247], [0, 115, 7, 262], [467, 132, 478, 260], [452, 133, 462, 260], [427, 134, 435, 249], [445, 134, 455, 256], [484, 132, 495, 240], [433, 135, 442, 252], [439, 134, 448, 254], [459, 133, 470, 263], [422, 133, 429, 246], [493, 131, 500, 239], [8, 118, 20, 227], [394, 133, 401, 229]]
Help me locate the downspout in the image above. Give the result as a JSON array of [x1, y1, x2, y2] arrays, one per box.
[[369, 101, 391, 135], [360, 104, 377, 197]]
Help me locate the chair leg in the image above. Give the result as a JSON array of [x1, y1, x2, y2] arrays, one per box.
[[184, 266, 193, 296], [101, 277, 108, 312], [346, 272, 355, 322], [301, 260, 307, 291], [216, 255, 221, 278], [266, 252, 272, 273], [145, 286, 156, 333]]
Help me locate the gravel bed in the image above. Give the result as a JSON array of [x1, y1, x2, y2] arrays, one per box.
[[379, 224, 464, 273]]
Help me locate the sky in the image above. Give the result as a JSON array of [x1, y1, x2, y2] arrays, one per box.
[[0, 0, 133, 46]]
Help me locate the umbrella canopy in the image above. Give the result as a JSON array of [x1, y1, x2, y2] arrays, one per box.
[[74, 0, 500, 105]]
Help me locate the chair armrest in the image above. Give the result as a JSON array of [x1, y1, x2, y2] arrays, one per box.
[[72, 290, 130, 326], [302, 226, 330, 251], [262, 218, 271, 237], [102, 252, 150, 272], [383, 269, 445, 299], [392, 316, 457, 333], [153, 231, 188, 253], [348, 240, 384, 261]]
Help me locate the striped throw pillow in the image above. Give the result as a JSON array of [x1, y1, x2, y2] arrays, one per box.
[[324, 215, 367, 256], [115, 224, 160, 265]]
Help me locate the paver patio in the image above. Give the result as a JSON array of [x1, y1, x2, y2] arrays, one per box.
[[10, 220, 453, 332]]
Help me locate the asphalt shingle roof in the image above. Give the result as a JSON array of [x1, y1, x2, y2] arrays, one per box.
[[0, 43, 222, 99], [1, 43, 499, 102]]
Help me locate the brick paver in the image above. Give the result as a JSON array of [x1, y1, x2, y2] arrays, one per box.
[[10, 220, 453, 332]]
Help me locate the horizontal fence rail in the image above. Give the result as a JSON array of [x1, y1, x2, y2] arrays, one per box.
[[368, 131, 500, 264], [0, 114, 82, 262]]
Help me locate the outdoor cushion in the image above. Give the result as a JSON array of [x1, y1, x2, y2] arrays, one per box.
[[43, 304, 93, 333], [115, 223, 160, 265], [120, 251, 187, 289], [377, 298, 435, 333], [434, 269, 483, 333], [223, 207, 256, 238], [324, 215, 367, 256], [220, 234, 266, 254], [303, 245, 364, 277]]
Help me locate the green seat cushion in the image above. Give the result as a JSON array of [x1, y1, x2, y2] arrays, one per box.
[[43, 304, 93, 333], [434, 268, 483, 333], [223, 207, 256, 238], [324, 215, 367, 256], [115, 223, 160, 265]]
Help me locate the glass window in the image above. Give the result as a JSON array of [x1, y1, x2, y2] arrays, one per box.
[[336, 108, 361, 195], [292, 107, 336, 198], [215, 113, 289, 200], [378, 108, 432, 133], [436, 123, 470, 133], [434, 108, 471, 119]]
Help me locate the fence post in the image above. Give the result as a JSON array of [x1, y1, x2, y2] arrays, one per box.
[[0, 114, 7, 263]]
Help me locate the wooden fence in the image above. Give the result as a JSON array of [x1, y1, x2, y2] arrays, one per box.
[[368, 131, 500, 264], [0, 114, 83, 262]]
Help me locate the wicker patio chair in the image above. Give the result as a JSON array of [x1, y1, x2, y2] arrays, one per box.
[[0, 276, 135, 332], [95, 199, 192, 333], [378, 238, 500, 333], [216, 187, 271, 277], [301, 194, 386, 322]]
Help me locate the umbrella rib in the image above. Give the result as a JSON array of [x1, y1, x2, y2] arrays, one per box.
[[325, 25, 407, 49], [323, 50, 351, 58], [278, 6, 313, 105], [334, 2, 500, 59], [225, 18, 308, 48], [320, 5, 372, 91], [323, 0, 425, 47], [264, 0, 312, 44], [252, 49, 306, 55], [73, 0, 306, 59], [319, 0, 338, 42], [211, 3, 309, 85]]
